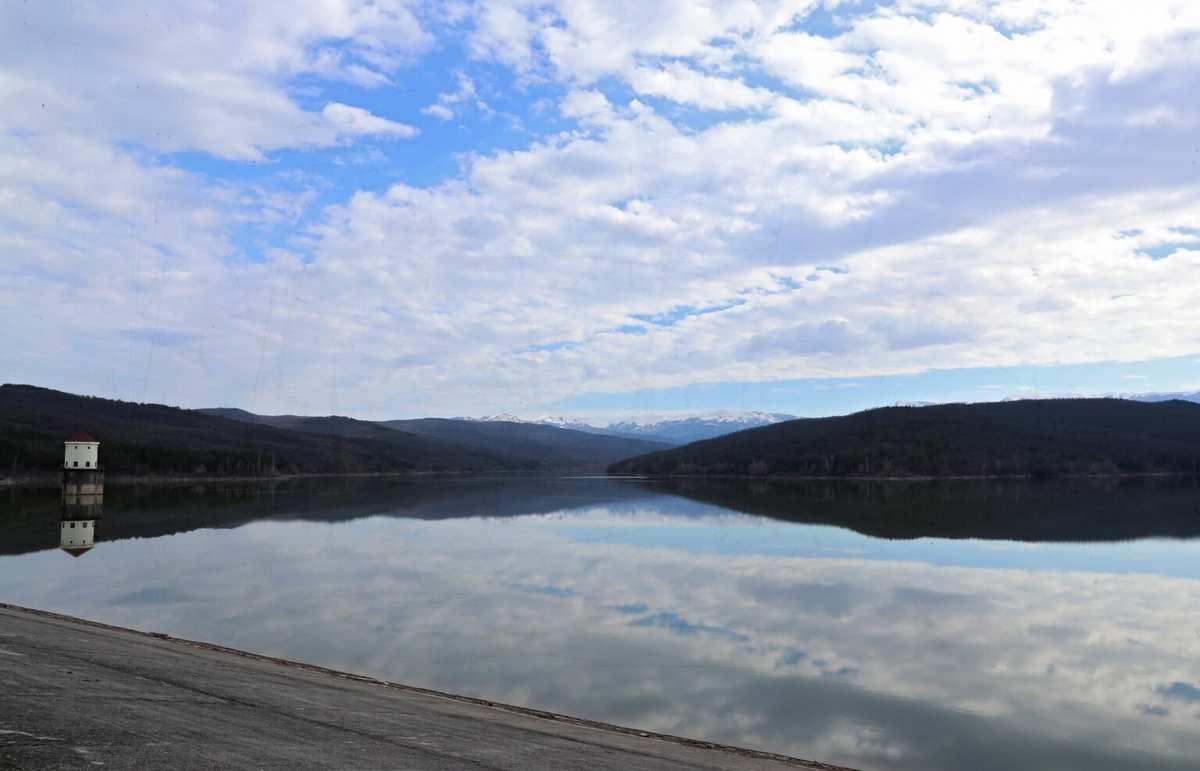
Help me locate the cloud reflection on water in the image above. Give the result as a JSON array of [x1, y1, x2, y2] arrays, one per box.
[[2, 492, 1199, 770]]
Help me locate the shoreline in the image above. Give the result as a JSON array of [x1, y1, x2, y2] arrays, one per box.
[[5, 469, 1197, 489], [0, 469, 584, 489], [615, 470, 1199, 482]]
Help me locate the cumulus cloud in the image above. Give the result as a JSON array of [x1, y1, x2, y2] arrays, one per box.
[[628, 63, 773, 111], [321, 103, 419, 139], [0, 1, 428, 158], [422, 103, 456, 121], [421, 73, 489, 121], [3, 0, 1200, 416]]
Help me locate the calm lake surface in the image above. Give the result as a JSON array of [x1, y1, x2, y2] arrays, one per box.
[[3, 475, 1200, 771]]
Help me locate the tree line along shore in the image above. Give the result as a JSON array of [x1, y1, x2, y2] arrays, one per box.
[[5, 383, 1200, 482]]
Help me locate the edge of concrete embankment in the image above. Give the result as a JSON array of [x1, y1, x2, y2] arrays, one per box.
[[0, 602, 859, 771]]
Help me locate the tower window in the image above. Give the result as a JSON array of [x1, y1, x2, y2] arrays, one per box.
[[73, 461, 78, 467]]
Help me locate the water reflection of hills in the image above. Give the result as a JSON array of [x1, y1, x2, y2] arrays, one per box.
[[657, 476, 1200, 542], [4, 475, 1199, 557], [0, 477, 663, 558]]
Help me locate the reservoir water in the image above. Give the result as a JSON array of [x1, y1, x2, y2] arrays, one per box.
[[2, 475, 1199, 770]]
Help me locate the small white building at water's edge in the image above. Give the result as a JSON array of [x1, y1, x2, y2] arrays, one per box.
[[61, 432, 103, 557], [64, 432, 99, 469]]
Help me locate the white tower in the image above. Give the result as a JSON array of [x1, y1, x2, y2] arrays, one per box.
[[61, 432, 103, 557], [64, 432, 99, 470]]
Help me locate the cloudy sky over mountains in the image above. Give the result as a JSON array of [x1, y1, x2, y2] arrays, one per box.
[[3, 1, 1198, 420]]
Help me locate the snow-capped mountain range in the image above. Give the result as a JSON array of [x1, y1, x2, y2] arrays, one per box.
[[1000, 390, 1200, 403], [455, 410, 800, 445], [895, 391, 1200, 407], [457, 391, 1200, 446], [606, 410, 799, 445]]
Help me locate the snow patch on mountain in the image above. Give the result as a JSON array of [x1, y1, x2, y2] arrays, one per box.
[[532, 415, 603, 431], [605, 411, 800, 445], [453, 409, 802, 445], [1002, 390, 1200, 403]]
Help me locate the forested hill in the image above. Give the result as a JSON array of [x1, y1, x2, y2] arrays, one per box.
[[376, 418, 672, 468], [0, 385, 536, 475], [609, 399, 1200, 478], [200, 410, 672, 467]]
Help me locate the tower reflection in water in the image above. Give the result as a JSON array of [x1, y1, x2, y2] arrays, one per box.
[[60, 432, 102, 558]]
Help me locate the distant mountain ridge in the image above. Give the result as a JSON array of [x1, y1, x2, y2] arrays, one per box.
[[454, 409, 801, 445], [605, 410, 800, 444], [1002, 390, 1200, 403], [1, 385, 529, 476], [891, 391, 1200, 408], [610, 398, 1200, 478], [375, 417, 672, 468], [0, 384, 674, 477], [201, 409, 671, 470]]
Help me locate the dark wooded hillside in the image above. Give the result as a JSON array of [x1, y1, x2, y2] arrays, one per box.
[[202, 410, 672, 469], [0, 385, 531, 476], [609, 399, 1200, 478], [376, 418, 672, 468]]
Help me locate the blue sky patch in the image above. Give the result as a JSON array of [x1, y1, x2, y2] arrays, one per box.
[[1137, 242, 1200, 261], [1157, 682, 1200, 703], [776, 648, 808, 667], [555, 353, 1200, 420], [777, 1, 876, 39], [506, 582, 577, 598], [631, 300, 745, 328], [513, 340, 581, 355], [770, 274, 804, 291], [632, 611, 749, 641]]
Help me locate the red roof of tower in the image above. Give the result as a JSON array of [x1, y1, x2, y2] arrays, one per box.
[[62, 546, 94, 558], [66, 432, 98, 443]]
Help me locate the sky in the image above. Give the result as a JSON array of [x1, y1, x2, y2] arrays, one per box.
[[2, 0, 1199, 423]]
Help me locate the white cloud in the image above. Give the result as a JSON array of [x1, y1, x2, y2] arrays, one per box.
[[557, 89, 615, 122], [321, 103, 419, 139], [422, 103, 456, 120], [469, 0, 821, 85], [264, 31, 1200, 414], [628, 63, 773, 111], [0, 1, 430, 159], [4, 0, 1200, 416], [421, 73, 489, 122]]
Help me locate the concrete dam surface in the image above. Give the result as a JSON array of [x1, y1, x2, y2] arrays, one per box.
[[0, 604, 846, 771]]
